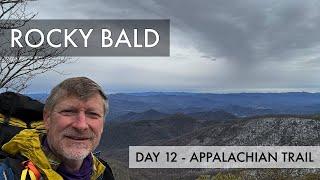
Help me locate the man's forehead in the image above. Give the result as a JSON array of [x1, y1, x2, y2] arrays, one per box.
[[54, 94, 104, 108]]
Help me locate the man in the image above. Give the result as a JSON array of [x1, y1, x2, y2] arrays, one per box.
[[0, 77, 114, 179]]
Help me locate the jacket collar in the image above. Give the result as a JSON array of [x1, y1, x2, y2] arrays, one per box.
[[1, 129, 105, 180]]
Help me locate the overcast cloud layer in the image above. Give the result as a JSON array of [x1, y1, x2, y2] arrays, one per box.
[[27, 0, 320, 93]]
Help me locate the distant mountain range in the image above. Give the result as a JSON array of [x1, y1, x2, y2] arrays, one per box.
[[110, 108, 237, 122], [107, 92, 320, 118], [110, 109, 169, 122], [188, 110, 237, 121], [28, 92, 320, 122]]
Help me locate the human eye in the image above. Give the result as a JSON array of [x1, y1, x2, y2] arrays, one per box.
[[86, 111, 102, 119], [59, 109, 77, 116]]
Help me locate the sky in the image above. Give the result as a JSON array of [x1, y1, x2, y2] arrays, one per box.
[[24, 0, 320, 93]]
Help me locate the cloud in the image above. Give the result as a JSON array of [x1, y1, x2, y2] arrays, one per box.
[[31, 0, 320, 63], [153, 0, 320, 67], [26, 0, 320, 93]]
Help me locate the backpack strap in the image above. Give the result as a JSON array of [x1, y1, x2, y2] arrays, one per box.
[[0, 153, 42, 180], [21, 160, 41, 180]]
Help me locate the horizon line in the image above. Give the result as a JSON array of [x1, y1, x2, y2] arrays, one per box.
[[24, 90, 320, 95]]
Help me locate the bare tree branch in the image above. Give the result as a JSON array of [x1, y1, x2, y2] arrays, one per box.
[[0, 0, 73, 92]]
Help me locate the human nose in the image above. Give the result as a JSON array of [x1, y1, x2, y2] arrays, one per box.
[[72, 111, 89, 130]]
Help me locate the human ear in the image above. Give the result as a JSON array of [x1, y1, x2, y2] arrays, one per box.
[[43, 110, 50, 130]]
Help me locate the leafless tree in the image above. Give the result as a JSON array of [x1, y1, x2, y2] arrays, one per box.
[[0, 0, 70, 92]]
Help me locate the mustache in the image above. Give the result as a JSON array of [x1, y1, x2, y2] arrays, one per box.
[[62, 129, 96, 139]]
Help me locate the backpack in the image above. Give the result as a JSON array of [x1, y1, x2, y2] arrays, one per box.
[[0, 92, 45, 151], [0, 92, 45, 179]]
